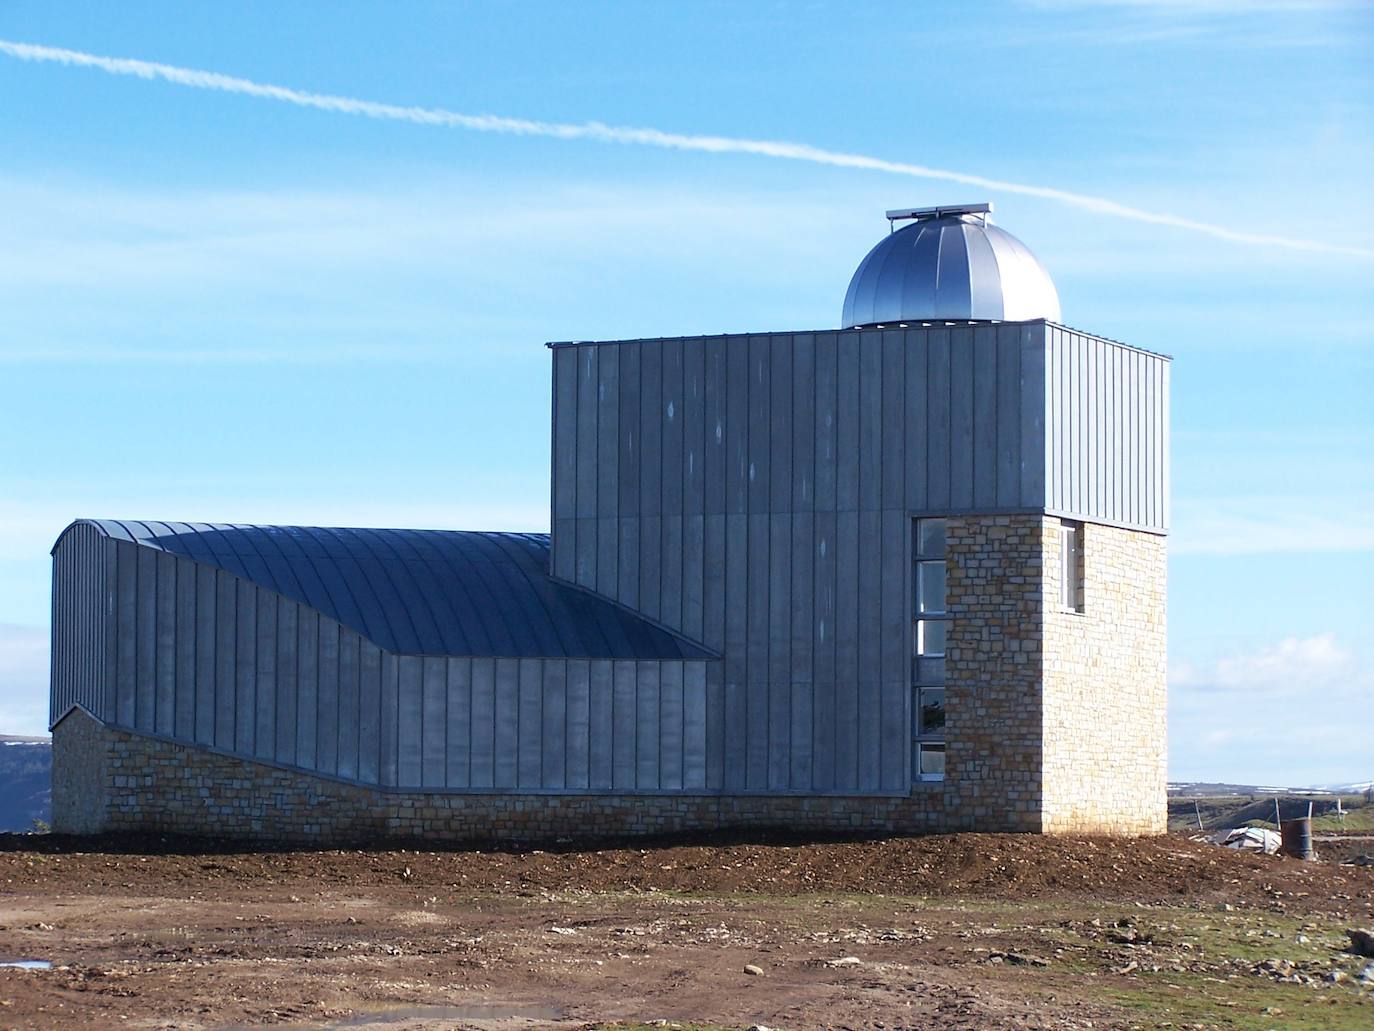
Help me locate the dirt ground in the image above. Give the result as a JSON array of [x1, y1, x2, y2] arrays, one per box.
[[1, 831, 1372, 1030]]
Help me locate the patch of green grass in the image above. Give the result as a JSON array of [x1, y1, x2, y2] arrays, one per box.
[[1311, 808, 1374, 832], [1033, 907, 1373, 1029], [1103, 969, 1372, 1030]]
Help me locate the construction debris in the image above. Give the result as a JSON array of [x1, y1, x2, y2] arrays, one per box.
[[1210, 827, 1281, 855]]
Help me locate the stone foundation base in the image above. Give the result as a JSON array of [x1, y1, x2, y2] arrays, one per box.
[[55, 703, 1166, 843], [54, 709, 967, 843]]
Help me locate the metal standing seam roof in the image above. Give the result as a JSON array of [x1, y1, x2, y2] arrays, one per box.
[[73, 520, 715, 661]]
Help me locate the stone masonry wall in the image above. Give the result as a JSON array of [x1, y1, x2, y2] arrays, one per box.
[[53, 707, 960, 843], [942, 514, 1167, 836], [943, 515, 1045, 832], [51, 706, 110, 834], [1041, 520, 1167, 835]]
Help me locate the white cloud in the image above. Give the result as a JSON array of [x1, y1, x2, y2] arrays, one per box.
[[1170, 496, 1374, 556], [1169, 633, 1374, 784], [0, 177, 854, 291], [0, 176, 868, 357], [1032, 0, 1359, 13], [0, 624, 50, 736], [1170, 633, 1352, 694], [1013, 0, 1367, 48]]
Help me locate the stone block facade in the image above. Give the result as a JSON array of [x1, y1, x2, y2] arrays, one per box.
[[943, 515, 1046, 832], [50, 701, 110, 835], [943, 514, 1165, 835], [1041, 520, 1167, 834]]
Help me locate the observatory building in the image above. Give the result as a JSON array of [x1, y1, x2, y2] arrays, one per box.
[[50, 204, 1169, 840]]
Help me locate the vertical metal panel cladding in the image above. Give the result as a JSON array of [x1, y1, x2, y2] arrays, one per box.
[[95, 537, 391, 784], [548, 325, 1063, 795], [1043, 327, 1170, 533], [71, 518, 715, 798], [49, 523, 112, 726]]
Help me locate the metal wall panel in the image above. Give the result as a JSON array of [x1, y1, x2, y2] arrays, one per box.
[[541, 661, 567, 790], [635, 662, 660, 789], [588, 659, 614, 789], [48, 522, 110, 725], [469, 657, 496, 789], [444, 657, 470, 788], [552, 345, 578, 582], [659, 660, 684, 791], [274, 598, 297, 766], [253, 587, 277, 763], [65, 531, 718, 794], [296, 608, 318, 769], [564, 659, 590, 789], [358, 640, 381, 784], [1043, 326, 1170, 532], [379, 653, 399, 787], [422, 656, 446, 788], [612, 659, 637, 790], [194, 564, 216, 746], [210, 568, 234, 751], [517, 658, 543, 788], [683, 661, 707, 790]]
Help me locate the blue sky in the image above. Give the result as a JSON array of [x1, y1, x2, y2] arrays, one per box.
[[1, 1, 1370, 785]]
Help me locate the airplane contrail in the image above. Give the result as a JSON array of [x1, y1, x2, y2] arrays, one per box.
[[3, 38, 1369, 259]]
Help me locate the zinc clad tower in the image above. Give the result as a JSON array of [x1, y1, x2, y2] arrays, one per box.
[[550, 204, 1168, 835]]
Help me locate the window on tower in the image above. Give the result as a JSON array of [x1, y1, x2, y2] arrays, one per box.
[[913, 518, 948, 782], [1060, 519, 1084, 613]]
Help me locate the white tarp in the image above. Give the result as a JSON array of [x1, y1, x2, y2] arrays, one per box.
[[1211, 827, 1281, 855]]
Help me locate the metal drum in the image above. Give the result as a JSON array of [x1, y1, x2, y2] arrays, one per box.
[[1280, 817, 1314, 860]]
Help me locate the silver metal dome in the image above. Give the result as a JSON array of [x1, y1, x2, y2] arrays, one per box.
[[842, 203, 1061, 328]]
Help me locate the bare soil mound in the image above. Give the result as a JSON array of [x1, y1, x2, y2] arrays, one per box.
[[4, 830, 1369, 909]]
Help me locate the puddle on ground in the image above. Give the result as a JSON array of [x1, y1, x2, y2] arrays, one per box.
[[0, 959, 52, 970]]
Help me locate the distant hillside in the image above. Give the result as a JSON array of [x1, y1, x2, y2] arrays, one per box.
[[1170, 780, 1374, 798], [0, 739, 51, 831], [1168, 791, 1374, 833]]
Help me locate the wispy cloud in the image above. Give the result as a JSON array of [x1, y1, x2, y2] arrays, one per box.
[[1031, 0, 1361, 14], [0, 177, 853, 282], [1169, 632, 1374, 784], [1016, 0, 1368, 48], [0, 176, 867, 355], [1171, 633, 1353, 694], [0, 345, 456, 366], [1, 39, 1370, 259], [1171, 496, 1374, 556]]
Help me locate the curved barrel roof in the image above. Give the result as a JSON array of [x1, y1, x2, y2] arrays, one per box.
[[74, 520, 714, 661]]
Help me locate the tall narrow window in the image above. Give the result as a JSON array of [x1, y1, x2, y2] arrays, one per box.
[[1060, 520, 1083, 613], [913, 518, 947, 781]]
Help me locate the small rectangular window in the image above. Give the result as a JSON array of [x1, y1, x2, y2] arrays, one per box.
[[916, 518, 947, 559], [916, 618, 947, 656], [1060, 520, 1083, 613], [917, 560, 947, 615], [917, 742, 946, 779], [919, 688, 945, 735]]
